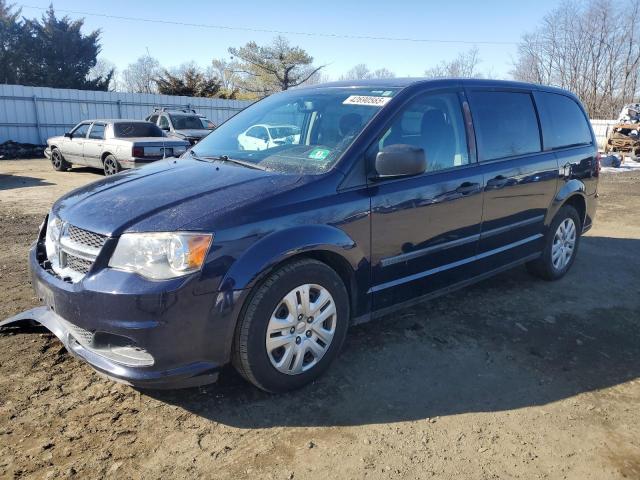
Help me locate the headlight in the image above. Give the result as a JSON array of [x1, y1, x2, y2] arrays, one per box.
[[45, 214, 62, 261], [108, 232, 213, 280]]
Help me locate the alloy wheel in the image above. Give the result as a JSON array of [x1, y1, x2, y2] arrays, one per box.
[[551, 218, 577, 270], [265, 284, 337, 375], [51, 150, 61, 169], [104, 158, 118, 175]]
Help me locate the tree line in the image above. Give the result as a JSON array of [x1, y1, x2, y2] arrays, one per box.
[[0, 1, 483, 100], [512, 0, 640, 118], [2, 0, 638, 114]]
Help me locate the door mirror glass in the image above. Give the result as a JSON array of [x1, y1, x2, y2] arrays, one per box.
[[64, 132, 72, 138], [375, 144, 427, 179]]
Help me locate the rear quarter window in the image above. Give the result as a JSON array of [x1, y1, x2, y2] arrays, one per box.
[[468, 91, 541, 161], [535, 92, 593, 149]]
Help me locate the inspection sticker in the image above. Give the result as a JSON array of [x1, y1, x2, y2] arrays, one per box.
[[308, 148, 330, 160], [343, 95, 392, 107]]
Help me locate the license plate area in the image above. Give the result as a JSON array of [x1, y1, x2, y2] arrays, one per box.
[[36, 281, 57, 312]]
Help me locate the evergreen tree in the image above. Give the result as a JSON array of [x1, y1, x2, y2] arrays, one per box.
[[156, 66, 225, 98], [0, 0, 22, 84], [22, 6, 112, 90]]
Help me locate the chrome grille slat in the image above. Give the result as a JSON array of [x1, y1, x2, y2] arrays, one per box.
[[46, 221, 107, 283]]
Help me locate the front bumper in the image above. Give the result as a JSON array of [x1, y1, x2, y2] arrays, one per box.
[[0, 306, 219, 388], [44, 147, 51, 159], [0, 244, 247, 389]]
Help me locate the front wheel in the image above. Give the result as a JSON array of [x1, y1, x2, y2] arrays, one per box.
[[526, 205, 581, 280], [232, 259, 349, 393], [50, 148, 70, 171], [103, 155, 121, 176]]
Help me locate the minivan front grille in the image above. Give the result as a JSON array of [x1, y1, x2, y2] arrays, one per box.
[[46, 221, 107, 283], [65, 254, 93, 275], [67, 225, 107, 250]]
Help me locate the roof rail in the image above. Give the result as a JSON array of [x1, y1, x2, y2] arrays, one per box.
[[152, 105, 198, 114]]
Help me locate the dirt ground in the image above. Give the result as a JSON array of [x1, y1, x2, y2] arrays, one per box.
[[1, 159, 639, 480]]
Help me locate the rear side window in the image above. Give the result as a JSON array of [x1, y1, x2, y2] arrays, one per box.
[[468, 91, 541, 161], [114, 122, 163, 138], [535, 92, 592, 149]]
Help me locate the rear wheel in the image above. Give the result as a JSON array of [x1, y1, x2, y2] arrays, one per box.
[[50, 148, 70, 171], [232, 259, 349, 393], [526, 205, 581, 280], [103, 155, 121, 176]]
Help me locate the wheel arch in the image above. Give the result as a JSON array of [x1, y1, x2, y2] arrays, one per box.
[[218, 226, 366, 364], [546, 179, 587, 228], [221, 225, 364, 298], [101, 151, 114, 162]]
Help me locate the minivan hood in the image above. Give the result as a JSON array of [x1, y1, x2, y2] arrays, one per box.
[[52, 159, 302, 236]]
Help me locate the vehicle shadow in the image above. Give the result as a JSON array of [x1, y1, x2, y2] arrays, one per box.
[[148, 235, 640, 428], [0, 174, 53, 190]]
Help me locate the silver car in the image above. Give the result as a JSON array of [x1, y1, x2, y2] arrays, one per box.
[[44, 120, 190, 176]]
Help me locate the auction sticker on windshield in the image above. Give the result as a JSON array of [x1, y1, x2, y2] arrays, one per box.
[[343, 95, 392, 107]]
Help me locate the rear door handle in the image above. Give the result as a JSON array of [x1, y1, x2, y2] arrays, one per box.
[[486, 175, 510, 189], [456, 182, 480, 195]]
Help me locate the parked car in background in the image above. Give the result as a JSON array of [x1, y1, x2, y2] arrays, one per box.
[[237, 124, 301, 150], [10, 79, 598, 393], [146, 108, 211, 145], [44, 120, 189, 176]]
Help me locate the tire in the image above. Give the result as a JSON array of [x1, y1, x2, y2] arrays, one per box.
[[232, 258, 349, 393], [526, 205, 581, 281], [50, 148, 70, 171], [103, 155, 121, 176]]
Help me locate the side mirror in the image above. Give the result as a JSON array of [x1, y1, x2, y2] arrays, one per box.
[[161, 125, 170, 131], [374, 144, 427, 179], [64, 132, 73, 139]]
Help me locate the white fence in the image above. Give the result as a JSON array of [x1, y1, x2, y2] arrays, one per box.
[[0, 84, 253, 145], [591, 119, 618, 150]]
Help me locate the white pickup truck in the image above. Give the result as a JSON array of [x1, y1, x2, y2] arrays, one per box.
[[44, 120, 189, 176]]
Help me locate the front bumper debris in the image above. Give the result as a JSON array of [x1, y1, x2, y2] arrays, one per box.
[[0, 307, 220, 389]]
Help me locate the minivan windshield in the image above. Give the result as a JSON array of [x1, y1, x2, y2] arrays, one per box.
[[191, 87, 399, 174], [170, 114, 207, 130]]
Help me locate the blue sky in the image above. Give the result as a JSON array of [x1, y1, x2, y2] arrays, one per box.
[[19, 0, 563, 79]]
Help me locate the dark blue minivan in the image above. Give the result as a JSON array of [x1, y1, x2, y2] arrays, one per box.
[[3, 79, 598, 392]]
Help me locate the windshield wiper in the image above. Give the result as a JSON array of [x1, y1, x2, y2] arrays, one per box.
[[190, 151, 267, 171]]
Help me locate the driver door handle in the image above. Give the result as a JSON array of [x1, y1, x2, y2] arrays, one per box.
[[486, 175, 510, 189], [456, 182, 480, 195]]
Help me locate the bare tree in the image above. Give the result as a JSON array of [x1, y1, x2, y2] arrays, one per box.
[[229, 36, 324, 95], [341, 64, 371, 80], [341, 64, 396, 80], [424, 48, 482, 78], [372, 68, 396, 79], [209, 58, 242, 93], [88, 57, 116, 91], [512, 0, 640, 118], [121, 54, 161, 93]]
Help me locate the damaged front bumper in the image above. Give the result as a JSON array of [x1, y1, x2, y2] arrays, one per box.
[[0, 243, 247, 389], [0, 306, 218, 388]]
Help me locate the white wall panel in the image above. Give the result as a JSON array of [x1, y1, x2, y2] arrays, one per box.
[[0, 84, 252, 144]]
